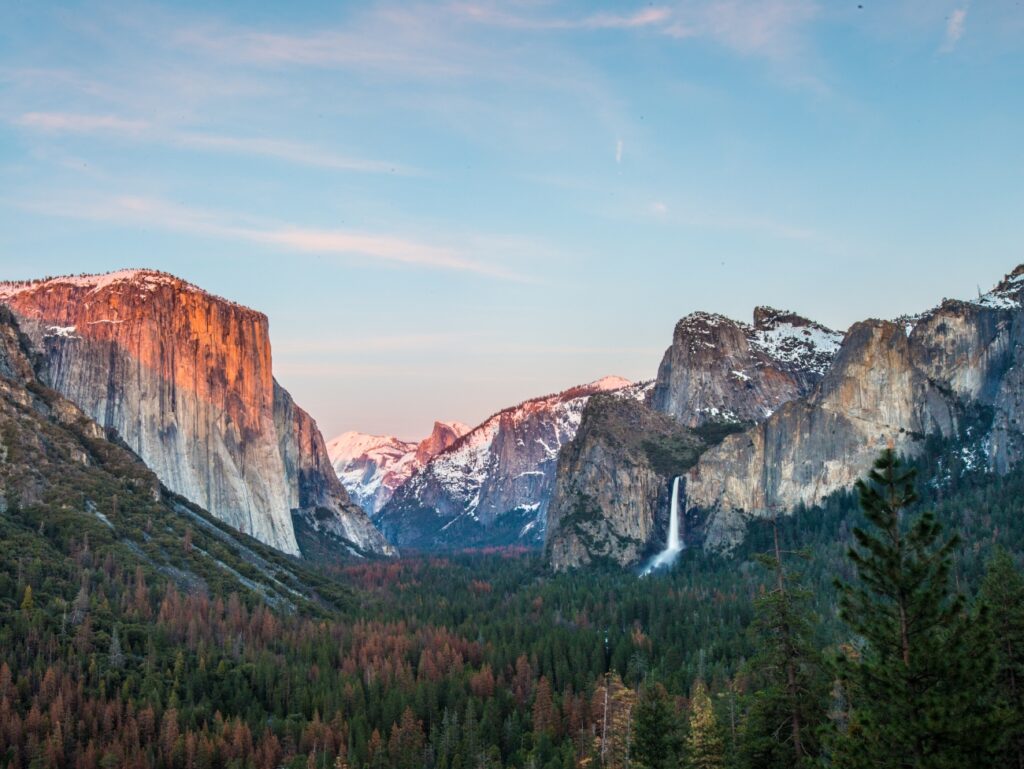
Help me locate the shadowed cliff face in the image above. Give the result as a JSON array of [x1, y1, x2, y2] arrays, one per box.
[[686, 270, 1024, 552], [544, 393, 704, 572], [546, 265, 1024, 569], [0, 270, 393, 558]]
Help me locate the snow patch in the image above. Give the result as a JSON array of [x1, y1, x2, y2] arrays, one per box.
[[44, 325, 79, 339]]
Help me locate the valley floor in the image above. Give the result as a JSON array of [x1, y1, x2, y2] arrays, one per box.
[[2, 446, 1023, 768]]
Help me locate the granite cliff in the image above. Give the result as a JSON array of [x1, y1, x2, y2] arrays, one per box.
[[0, 304, 358, 608], [649, 307, 842, 427], [544, 390, 705, 571], [688, 269, 1024, 550], [546, 266, 1024, 570], [545, 305, 838, 570], [0, 269, 394, 559]]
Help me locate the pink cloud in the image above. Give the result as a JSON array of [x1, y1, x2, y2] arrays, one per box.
[[17, 194, 528, 281]]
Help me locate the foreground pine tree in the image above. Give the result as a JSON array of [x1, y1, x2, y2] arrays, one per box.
[[739, 520, 827, 769], [829, 449, 993, 768]]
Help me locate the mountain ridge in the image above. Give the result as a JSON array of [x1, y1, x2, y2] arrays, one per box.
[[374, 375, 634, 550], [327, 420, 470, 514]]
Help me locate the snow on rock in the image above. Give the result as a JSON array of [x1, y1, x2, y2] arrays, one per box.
[[895, 265, 1024, 331], [375, 376, 633, 549], [969, 266, 1024, 310], [0, 269, 252, 313], [651, 307, 843, 427], [44, 325, 79, 339], [327, 421, 470, 514], [748, 307, 843, 376]]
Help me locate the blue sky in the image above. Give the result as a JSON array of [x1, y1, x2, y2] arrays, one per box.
[[1, 0, 1022, 440]]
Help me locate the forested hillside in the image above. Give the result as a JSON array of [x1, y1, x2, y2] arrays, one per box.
[[3, 407, 1024, 767]]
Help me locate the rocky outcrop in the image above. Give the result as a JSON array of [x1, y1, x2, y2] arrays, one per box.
[[0, 269, 393, 558], [376, 376, 634, 550], [327, 421, 469, 514], [685, 320, 958, 549], [687, 268, 1024, 551], [649, 308, 842, 427], [545, 265, 1024, 569], [543, 305, 838, 570], [544, 393, 704, 571], [415, 421, 469, 465]]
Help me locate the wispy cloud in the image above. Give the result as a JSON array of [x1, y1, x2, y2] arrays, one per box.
[[11, 111, 412, 174], [171, 133, 410, 174], [455, 1, 819, 64], [173, 7, 474, 76], [452, 4, 672, 31], [16, 111, 148, 135], [255, 228, 502, 276], [637, 194, 820, 241], [662, 0, 820, 66], [615, 139, 624, 164], [941, 7, 968, 52], [16, 194, 528, 281]]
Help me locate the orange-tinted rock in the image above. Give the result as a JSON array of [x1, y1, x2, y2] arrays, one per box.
[[0, 270, 393, 557]]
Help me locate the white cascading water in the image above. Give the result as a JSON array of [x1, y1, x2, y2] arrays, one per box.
[[641, 476, 684, 575]]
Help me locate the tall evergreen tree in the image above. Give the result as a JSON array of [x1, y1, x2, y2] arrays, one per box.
[[830, 449, 992, 768], [978, 548, 1024, 769], [632, 681, 683, 769], [739, 520, 826, 769]]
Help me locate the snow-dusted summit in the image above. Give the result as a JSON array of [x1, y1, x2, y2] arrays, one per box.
[[327, 421, 470, 514], [649, 307, 843, 426], [374, 376, 631, 550]]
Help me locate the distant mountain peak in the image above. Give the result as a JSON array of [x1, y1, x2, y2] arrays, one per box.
[[328, 421, 469, 515], [588, 375, 632, 391], [373, 375, 632, 550]]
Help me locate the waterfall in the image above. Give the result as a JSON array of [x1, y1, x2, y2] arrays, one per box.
[[641, 476, 684, 575], [666, 475, 681, 551]]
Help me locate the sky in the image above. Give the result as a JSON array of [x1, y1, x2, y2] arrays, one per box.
[[1, 0, 1023, 441]]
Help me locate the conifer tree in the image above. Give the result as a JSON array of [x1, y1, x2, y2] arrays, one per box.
[[686, 680, 724, 769], [20, 584, 33, 612], [739, 520, 826, 769], [978, 548, 1024, 768], [632, 682, 683, 769], [830, 449, 993, 768]]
